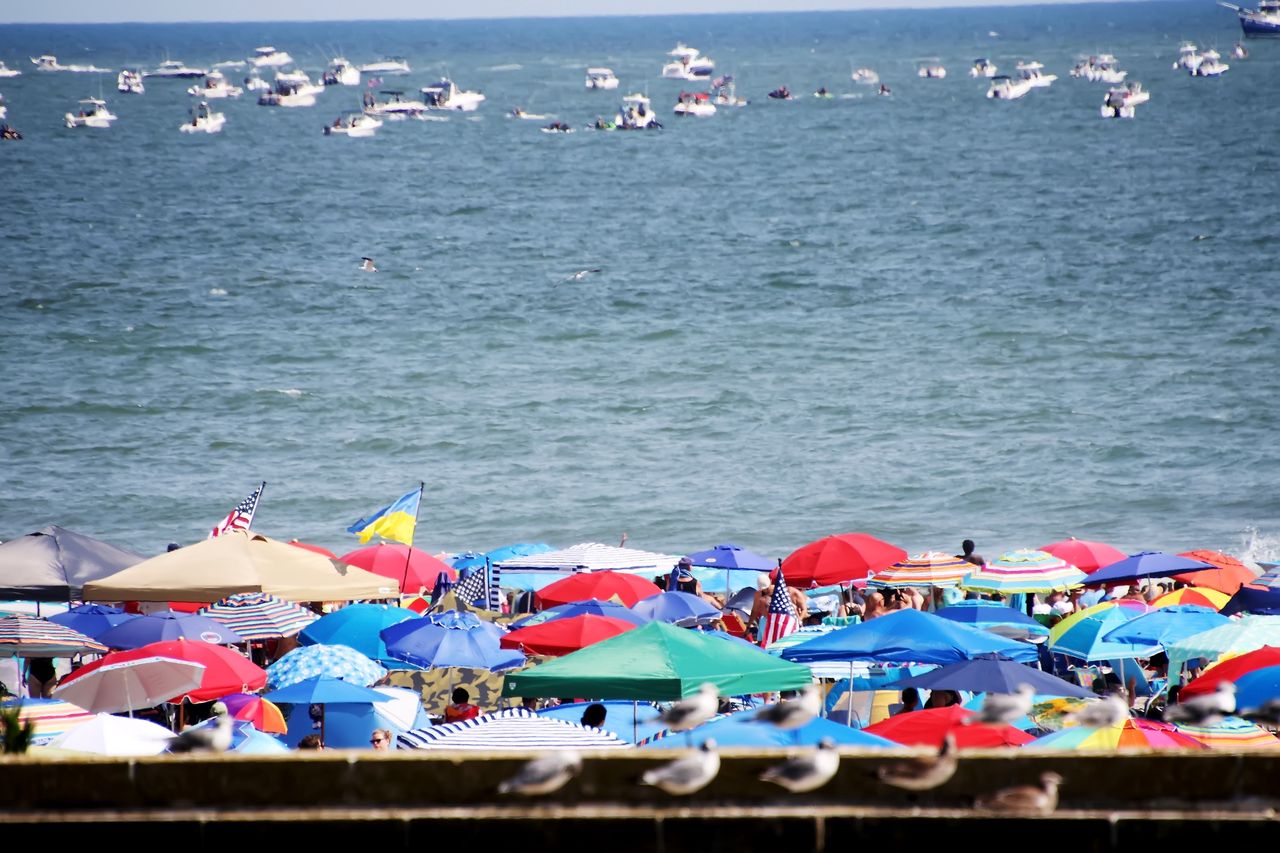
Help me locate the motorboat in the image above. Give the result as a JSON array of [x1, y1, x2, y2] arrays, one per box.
[[661, 44, 714, 80], [243, 70, 271, 92], [324, 112, 382, 137], [32, 54, 107, 73], [711, 76, 747, 106], [0, 62, 21, 78], [64, 97, 117, 129], [257, 81, 318, 107], [1016, 61, 1057, 87], [969, 58, 998, 78], [249, 46, 293, 68], [213, 59, 247, 69], [272, 70, 324, 97], [585, 67, 620, 90], [361, 89, 426, 120], [851, 67, 880, 85], [1192, 49, 1231, 76], [179, 100, 225, 134], [323, 57, 361, 86], [766, 85, 793, 100], [187, 71, 242, 98], [1173, 42, 1204, 72], [117, 69, 145, 94], [359, 57, 411, 75], [986, 74, 1032, 100], [146, 59, 209, 78], [614, 92, 660, 129], [1100, 81, 1150, 118], [420, 78, 485, 111], [1219, 0, 1280, 37], [1070, 54, 1127, 83], [917, 63, 947, 78], [673, 90, 716, 117], [0, 94, 6, 120]]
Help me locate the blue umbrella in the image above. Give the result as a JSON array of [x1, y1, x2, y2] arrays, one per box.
[[1101, 605, 1233, 647], [537, 700, 666, 744], [781, 609, 1039, 665], [510, 599, 649, 629], [48, 604, 139, 639], [639, 709, 901, 749], [632, 591, 720, 627], [266, 643, 387, 689], [97, 610, 244, 649], [1221, 585, 1280, 617], [298, 603, 420, 668], [934, 600, 1050, 641], [1085, 551, 1215, 586], [428, 571, 453, 605], [264, 674, 394, 705], [684, 544, 776, 572], [424, 609, 508, 640], [885, 654, 1093, 699], [454, 543, 556, 572], [381, 617, 525, 670]]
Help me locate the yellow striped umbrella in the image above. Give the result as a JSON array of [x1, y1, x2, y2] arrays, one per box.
[[870, 552, 972, 588], [0, 698, 95, 746], [1174, 717, 1280, 750]]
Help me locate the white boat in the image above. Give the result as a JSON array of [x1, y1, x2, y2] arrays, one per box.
[[64, 97, 117, 129], [614, 92, 660, 129], [1232, 41, 1250, 58], [1070, 54, 1127, 83], [969, 58, 998, 78], [32, 55, 108, 73], [1219, 0, 1280, 37], [1192, 50, 1231, 76], [986, 75, 1033, 100], [117, 69, 145, 94], [272, 71, 324, 97], [918, 63, 947, 78], [712, 76, 747, 106], [0, 62, 21, 78], [673, 91, 716, 117], [213, 59, 247, 69], [1173, 42, 1204, 72], [1016, 61, 1057, 88], [323, 57, 361, 86], [243, 70, 271, 92], [324, 112, 382, 137], [0, 94, 6, 120], [361, 89, 426, 120], [420, 78, 485, 111], [187, 71, 242, 99], [146, 59, 209, 79], [258, 82, 317, 107], [661, 44, 714, 80], [585, 67, 620, 90], [179, 100, 225, 134], [359, 57, 411, 75], [249, 46, 293, 68], [851, 67, 880, 85], [1100, 81, 1150, 118]]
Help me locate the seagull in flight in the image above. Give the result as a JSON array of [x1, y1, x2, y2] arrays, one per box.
[[563, 268, 602, 282], [360, 256, 377, 272]]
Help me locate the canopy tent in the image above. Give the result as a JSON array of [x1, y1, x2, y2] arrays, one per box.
[[399, 707, 630, 750], [83, 530, 398, 603], [0, 525, 146, 602], [780, 609, 1039, 665], [502, 620, 813, 701], [494, 542, 682, 576]]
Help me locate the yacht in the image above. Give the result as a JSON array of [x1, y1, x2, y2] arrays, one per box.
[[673, 91, 716, 117], [117, 69, 145, 94], [64, 97, 117, 129], [917, 63, 947, 78], [249, 46, 293, 68], [359, 57, 411, 75], [1219, 1, 1280, 37], [969, 58, 998, 78], [188, 71, 242, 98], [146, 59, 209, 79], [213, 59, 247, 69], [1070, 54, 1127, 83], [585, 67, 620, 90], [324, 112, 382, 137], [420, 78, 485, 111], [0, 62, 21, 78], [1016, 61, 1057, 88], [851, 67, 880, 85], [986, 74, 1033, 100], [1192, 49, 1231, 76], [661, 44, 714, 80], [32, 55, 108, 73], [614, 92, 660, 129], [361, 89, 426, 120], [323, 57, 361, 86], [179, 100, 225, 134], [712, 76, 747, 106], [1173, 42, 1204, 72], [1100, 82, 1150, 118]]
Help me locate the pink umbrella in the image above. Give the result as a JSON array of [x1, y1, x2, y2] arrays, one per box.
[[1040, 537, 1126, 574]]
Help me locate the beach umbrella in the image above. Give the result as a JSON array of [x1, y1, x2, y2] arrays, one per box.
[[494, 542, 681, 575], [1174, 716, 1280, 750], [1039, 538, 1126, 574], [684, 544, 775, 572], [48, 604, 140, 640], [453, 543, 554, 571], [338, 543, 456, 595], [0, 525, 146, 602], [287, 540, 338, 559], [51, 655, 207, 714], [1101, 605, 1232, 648], [423, 609, 508, 639], [779, 533, 907, 587], [1025, 717, 1204, 750], [1179, 646, 1280, 698], [633, 591, 721, 627], [884, 654, 1093, 698], [278, 684, 429, 748], [500, 614, 637, 656], [266, 643, 386, 690], [1253, 568, 1280, 590], [780, 609, 1039, 666], [1220, 585, 1280, 617], [0, 615, 107, 657], [57, 638, 266, 704], [0, 698, 95, 746], [639, 708, 901, 749], [934, 600, 1049, 641], [537, 700, 667, 744], [381, 617, 525, 671], [1085, 552, 1215, 586], [219, 691, 288, 734], [511, 599, 649, 629], [399, 707, 630, 751], [535, 571, 662, 608], [1165, 616, 1280, 675], [870, 552, 972, 589], [1047, 600, 1157, 662], [1150, 586, 1231, 610], [960, 549, 1087, 594], [1172, 551, 1257, 595], [863, 705, 1034, 749], [298, 603, 419, 667], [199, 592, 318, 640], [47, 712, 175, 756], [98, 610, 245, 650]]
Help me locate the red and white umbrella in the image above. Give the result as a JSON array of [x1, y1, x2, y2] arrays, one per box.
[[52, 655, 206, 714]]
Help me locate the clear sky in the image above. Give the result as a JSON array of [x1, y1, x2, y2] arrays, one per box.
[[2, 0, 1122, 25]]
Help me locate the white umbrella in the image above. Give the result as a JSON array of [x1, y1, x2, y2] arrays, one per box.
[[47, 713, 175, 755], [52, 655, 206, 715]]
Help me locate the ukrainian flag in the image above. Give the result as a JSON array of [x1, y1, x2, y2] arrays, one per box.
[[347, 487, 421, 545]]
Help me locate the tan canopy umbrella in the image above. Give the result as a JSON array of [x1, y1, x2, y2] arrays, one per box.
[[82, 530, 398, 603]]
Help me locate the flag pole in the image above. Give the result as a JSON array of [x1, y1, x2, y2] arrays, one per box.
[[400, 482, 425, 596], [245, 481, 267, 530]]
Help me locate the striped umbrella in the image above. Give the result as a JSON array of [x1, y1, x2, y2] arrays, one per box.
[[1025, 718, 1204, 750], [265, 643, 386, 690], [1047, 600, 1157, 662], [1151, 586, 1231, 610], [961, 550, 1087, 594], [869, 552, 971, 589], [220, 692, 288, 734], [398, 707, 630, 751], [0, 615, 107, 657], [200, 592, 318, 640], [0, 698, 95, 746], [1253, 569, 1280, 590], [1174, 716, 1280, 750]]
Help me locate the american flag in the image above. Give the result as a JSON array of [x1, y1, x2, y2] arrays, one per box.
[[759, 567, 800, 648], [486, 562, 503, 612], [208, 483, 264, 539], [453, 567, 487, 607]]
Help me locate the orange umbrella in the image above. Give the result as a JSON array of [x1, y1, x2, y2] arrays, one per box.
[[1151, 586, 1230, 610], [220, 692, 288, 734], [1172, 550, 1257, 595]]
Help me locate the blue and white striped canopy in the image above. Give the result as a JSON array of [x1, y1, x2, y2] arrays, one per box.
[[398, 707, 631, 751]]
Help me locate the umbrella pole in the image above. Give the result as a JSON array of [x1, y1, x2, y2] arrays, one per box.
[[633, 700, 638, 742], [847, 660, 855, 728], [321, 705, 326, 746]]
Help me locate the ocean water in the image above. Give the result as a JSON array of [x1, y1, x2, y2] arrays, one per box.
[[2, 2, 1278, 565]]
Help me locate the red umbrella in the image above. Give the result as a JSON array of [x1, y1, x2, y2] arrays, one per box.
[[338, 543, 456, 594], [57, 638, 266, 704], [1040, 538, 1126, 574], [1180, 646, 1280, 699], [779, 533, 907, 587], [535, 572, 662, 608], [863, 704, 1034, 749], [1172, 550, 1257, 595], [288, 540, 338, 560], [500, 614, 637, 656]]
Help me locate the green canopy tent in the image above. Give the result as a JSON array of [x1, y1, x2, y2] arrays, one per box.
[[502, 621, 812, 702]]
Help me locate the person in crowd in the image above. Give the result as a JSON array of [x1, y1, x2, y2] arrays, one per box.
[[298, 734, 324, 749], [580, 703, 607, 729], [444, 687, 482, 723], [369, 729, 393, 751], [957, 539, 985, 567]]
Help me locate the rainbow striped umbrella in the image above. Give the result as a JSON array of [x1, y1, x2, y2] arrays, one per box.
[[1025, 717, 1205, 750], [0, 698, 96, 746], [0, 615, 107, 657], [200, 592, 318, 640], [961, 550, 1086, 594], [1174, 716, 1280, 750], [1151, 586, 1231, 610], [869, 552, 971, 589], [1047, 600, 1158, 662]]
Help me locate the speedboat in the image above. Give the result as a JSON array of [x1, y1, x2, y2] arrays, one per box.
[[420, 78, 485, 111], [1192, 49, 1231, 76], [1173, 42, 1204, 72], [711, 76, 747, 106], [917, 63, 947, 78], [766, 85, 793, 100], [986, 75, 1032, 100], [1016, 61, 1057, 87], [32, 54, 107, 73], [187, 71, 242, 98], [851, 67, 880, 85], [213, 59, 247, 69], [1100, 81, 1150, 118], [179, 100, 225, 134], [257, 80, 318, 107], [969, 58, 998, 78], [359, 57, 411, 75], [272, 70, 324, 97], [323, 57, 361, 86], [614, 93, 660, 129], [1070, 54, 1127, 83], [117, 69, 145, 94], [243, 70, 271, 92], [249, 46, 293, 68], [585, 67, 620, 89], [673, 91, 716, 117], [361, 89, 426, 120], [1219, 0, 1280, 37], [146, 59, 209, 78], [0, 62, 21, 78], [661, 44, 714, 80], [324, 112, 382, 137], [64, 97, 117, 129]]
